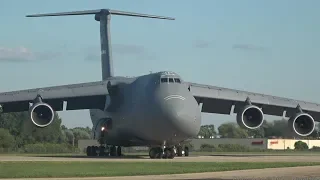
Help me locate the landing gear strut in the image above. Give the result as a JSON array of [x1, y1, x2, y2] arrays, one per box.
[[149, 147, 175, 159], [184, 146, 189, 156], [163, 147, 175, 159], [176, 146, 189, 157]]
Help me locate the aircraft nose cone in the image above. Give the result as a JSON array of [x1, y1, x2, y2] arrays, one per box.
[[163, 95, 201, 138]]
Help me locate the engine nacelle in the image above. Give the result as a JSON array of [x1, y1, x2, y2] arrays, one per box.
[[93, 118, 112, 140], [237, 105, 264, 129], [29, 102, 55, 127], [288, 113, 315, 137]]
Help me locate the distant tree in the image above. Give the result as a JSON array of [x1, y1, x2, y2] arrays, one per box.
[[0, 110, 95, 148], [64, 129, 74, 145], [20, 112, 64, 144], [294, 141, 308, 150], [247, 127, 265, 138], [61, 125, 68, 131], [263, 119, 291, 138], [0, 128, 15, 148], [218, 122, 248, 138], [0, 113, 25, 143], [307, 122, 320, 139], [71, 128, 90, 146], [198, 124, 217, 138], [72, 127, 92, 139]]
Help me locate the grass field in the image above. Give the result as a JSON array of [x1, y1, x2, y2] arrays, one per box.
[[0, 161, 320, 178]]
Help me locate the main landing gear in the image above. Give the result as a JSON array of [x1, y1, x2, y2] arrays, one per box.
[[86, 145, 122, 157], [148, 146, 190, 159]]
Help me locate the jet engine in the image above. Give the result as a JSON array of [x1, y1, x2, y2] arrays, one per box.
[[93, 118, 112, 140], [29, 102, 55, 127], [237, 105, 264, 129], [288, 112, 315, 136]]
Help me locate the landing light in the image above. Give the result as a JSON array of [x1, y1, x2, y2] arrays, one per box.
[[101, 127, 105, 131]]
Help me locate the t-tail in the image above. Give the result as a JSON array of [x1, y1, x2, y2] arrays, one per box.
[[26, 9, 175, 80]]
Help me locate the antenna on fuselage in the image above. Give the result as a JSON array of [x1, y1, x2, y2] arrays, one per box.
[[26, 9, 175, 80]]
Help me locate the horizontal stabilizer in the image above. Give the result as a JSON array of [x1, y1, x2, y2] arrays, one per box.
[[26, 9, 175, 20]]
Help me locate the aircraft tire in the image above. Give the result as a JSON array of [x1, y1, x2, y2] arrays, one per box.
[[117, 146, 122, 156], [162, 148, 170, 159], [91, 146, 97, 156], [149, 148, 157, 159], [86, 146, 91, 156], [156, 147, 163, 159], [167, 148, 175, 159], [177, 146, 183, 157], [95, 146, 99, 156], [184, 147, 189, 157], [99, 146, 105, 156], [149, 147, 162, 159], [110, 146, 116, 156]]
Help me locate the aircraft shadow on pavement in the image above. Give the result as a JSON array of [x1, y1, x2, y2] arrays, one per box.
[[192, 179, 233, 180], [208, 154, 272, 157], [35, 155, 148, 159], [183, 179, 232, 180]]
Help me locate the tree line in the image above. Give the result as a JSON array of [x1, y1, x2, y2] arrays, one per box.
[[0, 112, 92, 150], [198, 120, 320, 139], [1, 111, 320, 151]]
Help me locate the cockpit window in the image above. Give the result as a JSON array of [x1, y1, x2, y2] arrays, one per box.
[[161, 78, 168, 83], [160, 77, 181, 84]]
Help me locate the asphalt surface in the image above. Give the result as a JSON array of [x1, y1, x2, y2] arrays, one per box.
[[1, 154, 320, 162], [1, 154, 320, 179]]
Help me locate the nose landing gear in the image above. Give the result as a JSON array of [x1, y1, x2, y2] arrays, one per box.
[[148, 145, 189, 159], [176, 146, 189, 157], [149, 147, 175, 159]]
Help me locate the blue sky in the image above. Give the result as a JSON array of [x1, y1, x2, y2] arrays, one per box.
[[0, 0, 320, 129]]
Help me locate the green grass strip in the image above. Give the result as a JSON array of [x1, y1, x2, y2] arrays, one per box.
[[0, 161, 319, 178]]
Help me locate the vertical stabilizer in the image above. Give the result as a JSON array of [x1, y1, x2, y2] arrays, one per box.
[[26, 9, 175, 80], [98, 13, 113, 79]]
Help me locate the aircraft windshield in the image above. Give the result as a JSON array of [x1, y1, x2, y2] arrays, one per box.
[[160, 77, 181, 84], [161, 78, 168, 83]]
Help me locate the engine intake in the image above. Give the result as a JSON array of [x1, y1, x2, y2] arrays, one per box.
[[93, 118, 112, 139], [29, 102, 55, 127], [237, 105, 264, 129], [288, 113, 315, 137]]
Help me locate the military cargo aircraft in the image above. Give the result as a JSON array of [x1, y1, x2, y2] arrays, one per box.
[[0, 9, 318, 159]]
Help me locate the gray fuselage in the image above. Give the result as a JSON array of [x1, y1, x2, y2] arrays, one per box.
[[89, 71, 201, 147]]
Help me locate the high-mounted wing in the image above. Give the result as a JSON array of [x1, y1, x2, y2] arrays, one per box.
[[187, 82, 320, 136], [0, 81, 108, 113]]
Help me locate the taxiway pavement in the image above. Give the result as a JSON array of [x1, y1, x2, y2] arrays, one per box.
[[1, 154, 320, 162]]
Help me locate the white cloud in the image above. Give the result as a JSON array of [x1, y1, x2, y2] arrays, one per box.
[[232, 44, 267, 52], [0, 47, 62, 62], [0, 44, 154, 63], [193, 40, 214, 48], [0, 47, 35, 62]]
